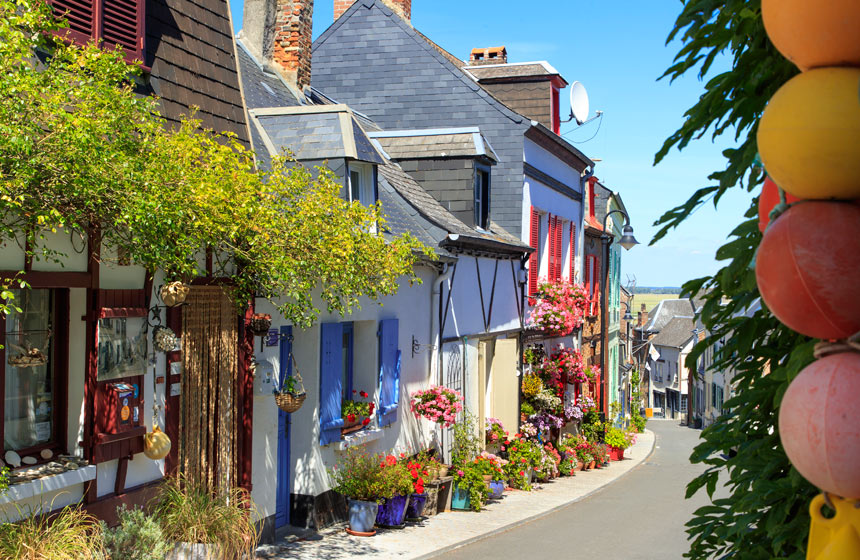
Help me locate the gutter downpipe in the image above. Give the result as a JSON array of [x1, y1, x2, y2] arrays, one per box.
[[431, 262, 453, 386], [579, 164, 595, 368]]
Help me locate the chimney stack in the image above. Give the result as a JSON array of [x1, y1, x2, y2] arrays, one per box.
[[241, 0, 314, 91], [469, 46, 507, 66], [335, 0, 411, 24]]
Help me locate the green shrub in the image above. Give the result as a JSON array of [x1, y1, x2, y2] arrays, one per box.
[[631, 414, 646, 433], [101, 505, 170, 560], [0, 504, 105, 560]]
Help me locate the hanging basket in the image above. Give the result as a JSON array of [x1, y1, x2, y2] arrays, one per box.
[[248, 313, 272, 336], [8, 348, 47, 368], [160, 281, 190, 307], [274, 351, 306, 413], [274, 391, 306, 413], [152, 325, 178, 353]]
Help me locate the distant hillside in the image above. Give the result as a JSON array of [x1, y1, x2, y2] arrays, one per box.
[[633, 287, 682, 295]]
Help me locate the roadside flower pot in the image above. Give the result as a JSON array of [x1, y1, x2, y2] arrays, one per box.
[[609, 446, 625, 461], [451, 483, 471, 511], [576, 460, 584, 471], [347, 499, 379, 536], [405, 493, 428, 521], [166, 543, 219, 560], [589, 460, 596, 469], [376, 494, 410, 528], [488, 480, 505, 500]]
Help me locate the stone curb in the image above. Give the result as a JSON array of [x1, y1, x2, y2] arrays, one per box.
[[414, 429, 658, 560]]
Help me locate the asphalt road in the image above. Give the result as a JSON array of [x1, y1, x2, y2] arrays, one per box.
[[439, 420, 719, 560]]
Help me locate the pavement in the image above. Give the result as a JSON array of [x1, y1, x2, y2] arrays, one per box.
[[442, 419, 721, 560], [256, 427, 656, 560]]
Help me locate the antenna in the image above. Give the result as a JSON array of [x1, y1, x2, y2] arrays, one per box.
[[569, 81, 589, 125]]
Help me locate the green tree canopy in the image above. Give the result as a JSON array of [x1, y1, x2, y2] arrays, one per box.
[[0, 0, 430, 326], [657, 2, 815, 558]]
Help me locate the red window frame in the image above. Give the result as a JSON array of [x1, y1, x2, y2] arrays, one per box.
[[0, 289, 70, 463], [50, 0, 146, 64]]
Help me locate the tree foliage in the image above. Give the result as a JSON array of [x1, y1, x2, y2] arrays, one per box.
[[658, 1, 817, 558], [0, 0, 430, 327]]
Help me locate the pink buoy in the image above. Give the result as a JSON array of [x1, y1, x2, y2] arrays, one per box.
[[755, 201, 860, 340], [779, 352, 860, 499]]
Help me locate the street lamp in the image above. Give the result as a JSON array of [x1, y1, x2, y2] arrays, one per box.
[[621, 301, 634, 322], [599, 209, 638, 414]]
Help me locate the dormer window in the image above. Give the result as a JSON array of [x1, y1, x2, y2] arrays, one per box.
[[348, 162, 377, 206], [50, 0, 146, 63], [474, 166, 490, 229]]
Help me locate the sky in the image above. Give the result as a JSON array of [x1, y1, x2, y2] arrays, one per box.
[[229, 0, 755, 288]]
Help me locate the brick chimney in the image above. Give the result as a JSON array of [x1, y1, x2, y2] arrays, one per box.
[[469, 46, 507, 66], [334, 0, 411, 24], [241, 0, 314, 91]]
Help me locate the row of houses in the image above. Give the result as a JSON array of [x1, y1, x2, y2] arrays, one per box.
[[0, 0, 635, 539]]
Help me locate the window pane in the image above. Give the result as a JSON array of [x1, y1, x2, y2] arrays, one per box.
[[350, 170, 361, 203], [340, 326, 353, 400], [5, 289, 54, 450]]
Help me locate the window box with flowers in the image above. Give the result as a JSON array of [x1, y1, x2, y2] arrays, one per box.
[[341, 390, 375, 437], [527, 280, 588, 336]]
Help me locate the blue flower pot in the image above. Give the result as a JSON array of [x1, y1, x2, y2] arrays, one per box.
[[488, 480, 505, 500], [405, 493, 427, 520], [348, 499, 379, 534], [451, 483, 471, 510], [376, 494, 410, 527]]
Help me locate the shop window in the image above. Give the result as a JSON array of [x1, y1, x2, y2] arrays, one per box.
[[2, 289, 68, 456]]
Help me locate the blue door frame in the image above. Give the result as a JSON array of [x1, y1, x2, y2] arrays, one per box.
[[275, 325, 292, 529]]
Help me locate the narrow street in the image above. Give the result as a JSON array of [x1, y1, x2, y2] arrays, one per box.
[[439, 421, 718, 560]]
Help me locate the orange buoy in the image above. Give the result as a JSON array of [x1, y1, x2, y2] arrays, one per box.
[[757, 68, 860, 200], [757, 176, 801, 233], [779, 353, 860, 499], [762, 0, 860, 71], [755, 201, 860, 340]]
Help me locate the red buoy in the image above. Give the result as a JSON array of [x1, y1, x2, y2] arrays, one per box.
[[758, 176, 801, 233], [779, 353, 860, 499], [755, 201, 860, 340]]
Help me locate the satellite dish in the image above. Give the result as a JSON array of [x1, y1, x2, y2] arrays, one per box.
[[569, 81, 590, 125]]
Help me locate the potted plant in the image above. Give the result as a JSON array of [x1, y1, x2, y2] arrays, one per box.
[[404, 457, 429, 521], [152, 476, 258, 559], [503, 436, 540, 490], [485, 417, 507, 452], [477, 452, 508, 499], [451, 463, 490, 511], [605, 426, 630, 461], [101, 505, 171, 560], [342, 390, 375, 436], [410, 385, 464, 428], [375, 454, 413, 528], [328, 447, 387, 536]]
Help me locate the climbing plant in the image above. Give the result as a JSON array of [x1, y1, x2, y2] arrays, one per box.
[[657, 1, 816, 558], [0, 0, 430, 327]]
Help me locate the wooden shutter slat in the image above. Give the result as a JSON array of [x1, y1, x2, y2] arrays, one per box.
[[569, 222, 576, 280], [528, 207, 540, 298], [555, 217, 563, 281], [319, 323, 344, 446], [51, 0, 93, 35]]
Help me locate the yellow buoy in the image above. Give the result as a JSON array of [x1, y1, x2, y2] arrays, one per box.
[[143, 426, 172, 460], [757, 67, 860, 200], [763, 0, 860, 71], [807, 494, 860, 559]]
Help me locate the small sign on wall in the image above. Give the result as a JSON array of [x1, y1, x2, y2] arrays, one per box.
[[170, 383, 181, 397], [266, 329, 279, 347]]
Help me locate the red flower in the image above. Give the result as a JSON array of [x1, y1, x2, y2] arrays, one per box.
[[352, 390, 357, 394], [369, 403, 375, 413], [400, 453, 406, 458], [360, 391, 368, 398], [519, 471, 525, 477], [362, 417, 371, 426], [511, 446, 517, 452], [385, 455, 397, 466], [347, 413, 356, 422], [410, 469, 419, 478]]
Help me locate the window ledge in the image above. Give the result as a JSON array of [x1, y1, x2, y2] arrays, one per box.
[[337, 427, 384, 451], [0, 465, 97, 504]]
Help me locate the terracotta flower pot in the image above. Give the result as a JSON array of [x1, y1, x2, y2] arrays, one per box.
[[577, 461, 585, 471], [589, 460, 596, 469]]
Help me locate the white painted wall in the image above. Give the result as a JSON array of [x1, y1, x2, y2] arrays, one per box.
[[249, 265, 437, 521]]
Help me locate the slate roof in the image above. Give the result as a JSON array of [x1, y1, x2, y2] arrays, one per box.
[[144, 0, 249, 144], [650, 316, 697, 349], [369, 129, 498, 161], [249, 107, 385, 163], [463, 62, 565, 82], [236, 41, 304, 109], [642, 298, 700, 333], [312, 0, 532, 237]]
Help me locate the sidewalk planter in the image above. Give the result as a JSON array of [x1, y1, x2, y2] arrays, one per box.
[[488, 480, 505, 500], [376, 494, 410, 527], [166, 543, 219, 560], [348, 499, 379, 535], [609, 446, 625, 461], [436, 476, 454, 512], [405, 493, 428, 520], [451, 483, 471, 511], [423, 481, 441, 516]]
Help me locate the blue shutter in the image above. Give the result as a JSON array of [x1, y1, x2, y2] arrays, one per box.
[[319, 323, 344, 446], [276, 325, 292, 528], [378, 318, 400, 427]]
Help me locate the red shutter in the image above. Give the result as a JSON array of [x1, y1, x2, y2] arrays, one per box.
[[554, 218, 563, 281], [528, 207, 540, 298], [50, 0, 144, 62], [591, 256, 601, 316], [588, 179, 597, 220], [569, 222, 576, 280], [52, 0, 94, 39], [546, 215, 554, 282], [102, 0, 143, 53]]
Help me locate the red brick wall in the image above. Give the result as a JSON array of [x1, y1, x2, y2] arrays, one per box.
[[272, 0, 314, 91]]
